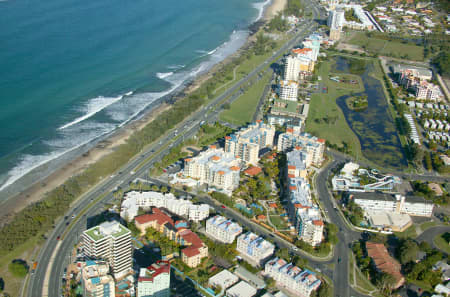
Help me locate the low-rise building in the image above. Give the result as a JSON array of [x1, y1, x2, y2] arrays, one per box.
[[208, 269, 239, 291], [366, 242, 405, 289], [226, 281, 257, 297], [80, 261, 116, 297], [206, 215, 243, 244], [236, 232, 274, 266], [137, 261, 170, 297], [351, 192, 434, 217], [265, 257, 321, 297], [120, 191, 209, 222]]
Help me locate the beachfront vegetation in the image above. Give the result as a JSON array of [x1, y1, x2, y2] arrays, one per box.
[[267, 13, 288, 32], [285, 0, 304, 17], [432, 51, 450, 77]]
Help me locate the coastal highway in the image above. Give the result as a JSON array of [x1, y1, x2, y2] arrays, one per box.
[[28, 4, 327, 297]]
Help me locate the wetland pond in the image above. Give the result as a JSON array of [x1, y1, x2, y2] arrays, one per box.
[[333, 56, 407, 169]]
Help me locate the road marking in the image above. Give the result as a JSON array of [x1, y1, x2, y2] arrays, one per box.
[[42, 241, 62, 297]]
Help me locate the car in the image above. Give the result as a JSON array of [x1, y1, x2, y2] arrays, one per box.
[[221, 205, 226, 209], [56, 236, 61, 240], [71, 214, 75, 219], [338, 257, 341, 263]]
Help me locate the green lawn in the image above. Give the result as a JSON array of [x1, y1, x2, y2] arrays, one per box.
[[394, 224, 417, 239], [347, 32, 424, 61], [305, 58, 364, 154], [434, 234, 450, 254], [270, 215, 289, 231], [220, 72, 272, 125], [420, 221, 439, 232]]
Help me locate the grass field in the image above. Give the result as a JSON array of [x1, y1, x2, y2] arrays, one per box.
[[419, 220, 439, 232], [270, 215, 289, 231], [306, 58, 364, 154], [394, 224, 417, 239], [220, 71, 272, 125], [434, 234, 450, 254], [346, 32, 424, 61]]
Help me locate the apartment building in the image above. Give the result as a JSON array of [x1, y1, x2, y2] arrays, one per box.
[[179, 228, 209, 268], [277, 127, 325, 167], [184, 146, 241, 194], [351, 192, 434, 217], [225, 121, 275, 165], [284, 55, 302, 81], [279, 80, 299, 101], [137, 261, 170, 297], [366, 242, 405, 289], [265, 257, 321, 297], [296, 208, 324, 246], [236, 232, 275, 266], [286, 148, 308, 178], [81, 261, 116, 297], [120, 191, 209, 222], [415, 81, 443, 101], [206, 215, 243, 244], [82, 221, 132, 279]]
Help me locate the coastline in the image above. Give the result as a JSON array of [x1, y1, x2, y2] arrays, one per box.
[[0, 0, 287, 223]]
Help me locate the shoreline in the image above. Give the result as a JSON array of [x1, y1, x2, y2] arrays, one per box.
[[0, 0, 287, 224]]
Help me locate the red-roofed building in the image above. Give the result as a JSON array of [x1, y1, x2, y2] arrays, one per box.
[[178, 229, 208, 267], [244, 166, 262, 176], [366, 242, 405, 289], [269, 203, 278, 208], [135, 210, 175, 236], [137, 261, 170, 297], [257, 215, 267, 221]]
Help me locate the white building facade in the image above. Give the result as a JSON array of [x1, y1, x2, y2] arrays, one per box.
[[206, 215, 243, 244], [237, 232, 275, 266]]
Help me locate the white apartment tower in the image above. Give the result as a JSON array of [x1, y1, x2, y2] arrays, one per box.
[[236, 232, 275, 266], [82, 221, 132, 279], [284, 55, 301, 81], [225, 121, 275, 165], [279, 80, 299, 101], [206, 215, 243, 244]]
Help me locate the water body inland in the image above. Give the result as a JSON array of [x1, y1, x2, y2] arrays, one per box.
[[333, 56, 407, 169]]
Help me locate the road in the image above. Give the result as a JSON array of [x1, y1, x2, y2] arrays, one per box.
[[416, 225, 450, 253], [28, 3, 327, 296]]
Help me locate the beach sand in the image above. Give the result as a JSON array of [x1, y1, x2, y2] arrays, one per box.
[[264, 0, 287, 20], [0, 0, 285, 225]]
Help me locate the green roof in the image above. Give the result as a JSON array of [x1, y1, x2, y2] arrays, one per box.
[[272, 99, 300, 114], [84, 222, 130, 241]]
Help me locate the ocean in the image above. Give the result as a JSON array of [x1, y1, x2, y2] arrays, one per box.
[[0, 0, 270, 198]]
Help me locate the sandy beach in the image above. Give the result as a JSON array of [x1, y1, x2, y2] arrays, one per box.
[[264, 0, 288, 20], [0, 0, 285, 225]]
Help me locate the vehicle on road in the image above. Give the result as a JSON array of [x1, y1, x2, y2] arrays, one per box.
[[221, 205, 226, 209], [31, 262, 38, 273], [56, 236, 61, 240]]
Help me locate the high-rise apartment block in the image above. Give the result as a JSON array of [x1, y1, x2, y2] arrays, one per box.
[[225, 121, 275, 165], [82, 221, 132, 279]]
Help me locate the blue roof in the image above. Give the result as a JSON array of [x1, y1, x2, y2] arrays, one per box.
[[86, 260, 97, 266], [91, 277, 100, 284]]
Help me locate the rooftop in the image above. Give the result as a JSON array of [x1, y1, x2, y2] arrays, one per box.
[[84, 221, 130, 241], [226, 281, 257, 297]]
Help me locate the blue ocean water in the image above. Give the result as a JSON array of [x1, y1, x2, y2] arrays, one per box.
[[0, 0, 268, 196]]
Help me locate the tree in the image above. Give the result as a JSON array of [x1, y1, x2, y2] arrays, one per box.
[[312, 281, 332, 297], [9, 260, 28, 278], [397, 239, 419, 264], [376, 272, 397, 295], [0, 277, 4, 292]]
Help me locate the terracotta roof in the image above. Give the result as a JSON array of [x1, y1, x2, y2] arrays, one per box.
[[178, 229, 204, 247], [218, 170, 225, 175], [182, 245, 201, 257], [295, 146, 302, 150], [288, 174, 296, 178], [269, 203, 278, 208], [225, 136, 231, 140], [257, 215, 267, 220], [230, 166, 240, 171], [286, 128, 294, 133], [138, 261, 170, 283], [317, 138, 325, 143], [366, 242, 404, 288], [289, 186, 297, 190], [244, 166, 262, 176], [210, 145, 217, 149], [292, 48, 312, 54], [211, 155, 221, 161], [185, 158, 192, 162], [135, 209, 174, 227], [312, 220, 324, 226], [288, 165, 296, 170]]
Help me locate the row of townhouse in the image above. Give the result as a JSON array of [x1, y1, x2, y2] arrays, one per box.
[[423, 119, 450, 131], [206, 215, 243, 244], [134, 208, 208, 267], [265, 257, 321, 297], [120, 190, 209, 222]]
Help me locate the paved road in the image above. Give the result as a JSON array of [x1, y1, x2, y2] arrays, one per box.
[[28, 4, 326, 297], [416, 225, 450, 253]]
